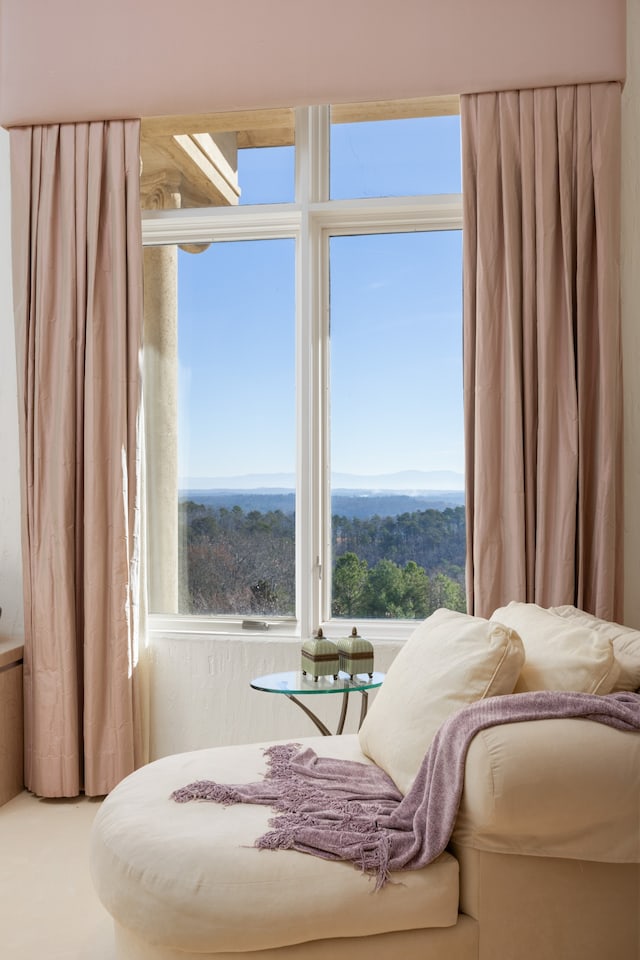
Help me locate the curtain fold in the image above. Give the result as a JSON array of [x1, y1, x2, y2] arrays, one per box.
[[10, 120, 148, 797], [461, 83, 623, 621]]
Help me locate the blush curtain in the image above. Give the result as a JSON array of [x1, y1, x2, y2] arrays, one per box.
[[461, 83, 623, 621], [10, 120, 149, 797]]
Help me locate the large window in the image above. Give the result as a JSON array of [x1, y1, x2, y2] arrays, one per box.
[[141, 100, 464, 637]]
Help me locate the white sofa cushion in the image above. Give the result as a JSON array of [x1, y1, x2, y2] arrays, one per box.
[[90, 735, 459, 955], [453, 716, 640, 862], [549, 605, 640, 692], [491, 602, 620, 694], [358, 608, 524, 794]]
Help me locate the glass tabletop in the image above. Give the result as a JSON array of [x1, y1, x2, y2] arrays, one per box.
[[250, 670, 385, 695]]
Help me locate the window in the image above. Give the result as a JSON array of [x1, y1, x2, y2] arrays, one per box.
[[141, 99, 464, 638]]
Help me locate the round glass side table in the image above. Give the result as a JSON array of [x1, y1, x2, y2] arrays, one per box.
[[250, 670, 385, 736]]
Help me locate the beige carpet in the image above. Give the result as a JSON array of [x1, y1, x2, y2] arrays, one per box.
[[0, 790, 115, 960]]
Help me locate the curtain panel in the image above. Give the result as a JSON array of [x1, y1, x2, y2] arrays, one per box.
[[10, 120, 148, 797], [461, 83, 623, 621]]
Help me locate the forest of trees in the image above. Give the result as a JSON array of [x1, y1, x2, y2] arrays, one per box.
[[178, 500, 466, 620]]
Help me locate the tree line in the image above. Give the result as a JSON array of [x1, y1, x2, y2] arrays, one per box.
[[179, 501, 466, 619]]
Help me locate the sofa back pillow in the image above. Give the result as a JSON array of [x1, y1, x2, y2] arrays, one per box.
[[491, 602, 619, 694], [358, 608, 524, 795], [549, 605, 640, 692]]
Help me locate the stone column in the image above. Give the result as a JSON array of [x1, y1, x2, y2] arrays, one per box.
[[143, 242, 179, 613], [142, 180, 180, 613]]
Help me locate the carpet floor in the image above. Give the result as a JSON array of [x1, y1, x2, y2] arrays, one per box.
[[0, 790, 115, 960]]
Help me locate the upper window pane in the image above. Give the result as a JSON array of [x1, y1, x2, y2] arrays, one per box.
[[236, 146, 295, 205], [330, 96, 461, 200], [140, 108, 295, 210]]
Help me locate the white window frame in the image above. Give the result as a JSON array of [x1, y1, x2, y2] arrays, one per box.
[[143, 105, 463, 641]]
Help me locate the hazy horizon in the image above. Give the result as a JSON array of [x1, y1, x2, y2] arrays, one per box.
[[179, 467, 465, 493]]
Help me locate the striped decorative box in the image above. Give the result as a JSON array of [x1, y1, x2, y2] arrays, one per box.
[[301, 628, 340, 680], [337, 627, 374, 679]]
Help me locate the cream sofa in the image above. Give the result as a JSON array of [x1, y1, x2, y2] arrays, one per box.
[[90, 606, 640, 960]]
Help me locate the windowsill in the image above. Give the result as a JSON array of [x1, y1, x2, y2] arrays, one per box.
[[147, 613, 417, 643], [148, 613, 299, 641]]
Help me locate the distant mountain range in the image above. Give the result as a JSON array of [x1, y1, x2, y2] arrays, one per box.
[[179, 469, 464, 493], [180, 489, 464, 520]]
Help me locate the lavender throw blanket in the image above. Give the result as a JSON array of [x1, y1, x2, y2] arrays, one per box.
[[172, 690, 640, 889]]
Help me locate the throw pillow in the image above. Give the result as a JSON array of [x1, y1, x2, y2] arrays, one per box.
[[549, 605, 640, 692], [491, 601, 620, 694], [358, 608, 524, 794]]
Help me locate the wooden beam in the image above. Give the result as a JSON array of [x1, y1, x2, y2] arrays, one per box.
[[142, 108, 295, 139], [331, 95, 460, 124], [236, 127, 295, 149]]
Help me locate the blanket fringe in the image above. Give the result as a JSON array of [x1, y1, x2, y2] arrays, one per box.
[[262, 742, 301, 778], [256, 827, 392, 891], [171, 781, 242, 805], [357, 835, 392, 891]]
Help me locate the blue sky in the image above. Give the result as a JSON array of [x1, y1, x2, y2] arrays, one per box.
[[177, 113, 463, 485]]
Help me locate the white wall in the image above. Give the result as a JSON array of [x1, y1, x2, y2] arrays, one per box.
[[0, 128, 23, 642], [150, 633, 399, 758]]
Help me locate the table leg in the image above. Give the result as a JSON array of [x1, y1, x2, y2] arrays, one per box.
[[285, 694, 333, 736], [283, 687, 367, 736], [358, 690, 369, 730], [335, 690, 350, 735]]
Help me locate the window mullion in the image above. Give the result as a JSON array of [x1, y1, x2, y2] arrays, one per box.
[[296, 223, 325, 637], [295, 107, 330, 636], [295, 105, 330, 205], [306, 109, 332, 630], [318, 226, 332, 625]]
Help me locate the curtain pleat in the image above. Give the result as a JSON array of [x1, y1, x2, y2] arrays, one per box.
[[461, 83, 623, 621], [10, 120, 148, 797]]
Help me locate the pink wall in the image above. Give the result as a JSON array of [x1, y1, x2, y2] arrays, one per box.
[[0, 0, 626, 127]]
